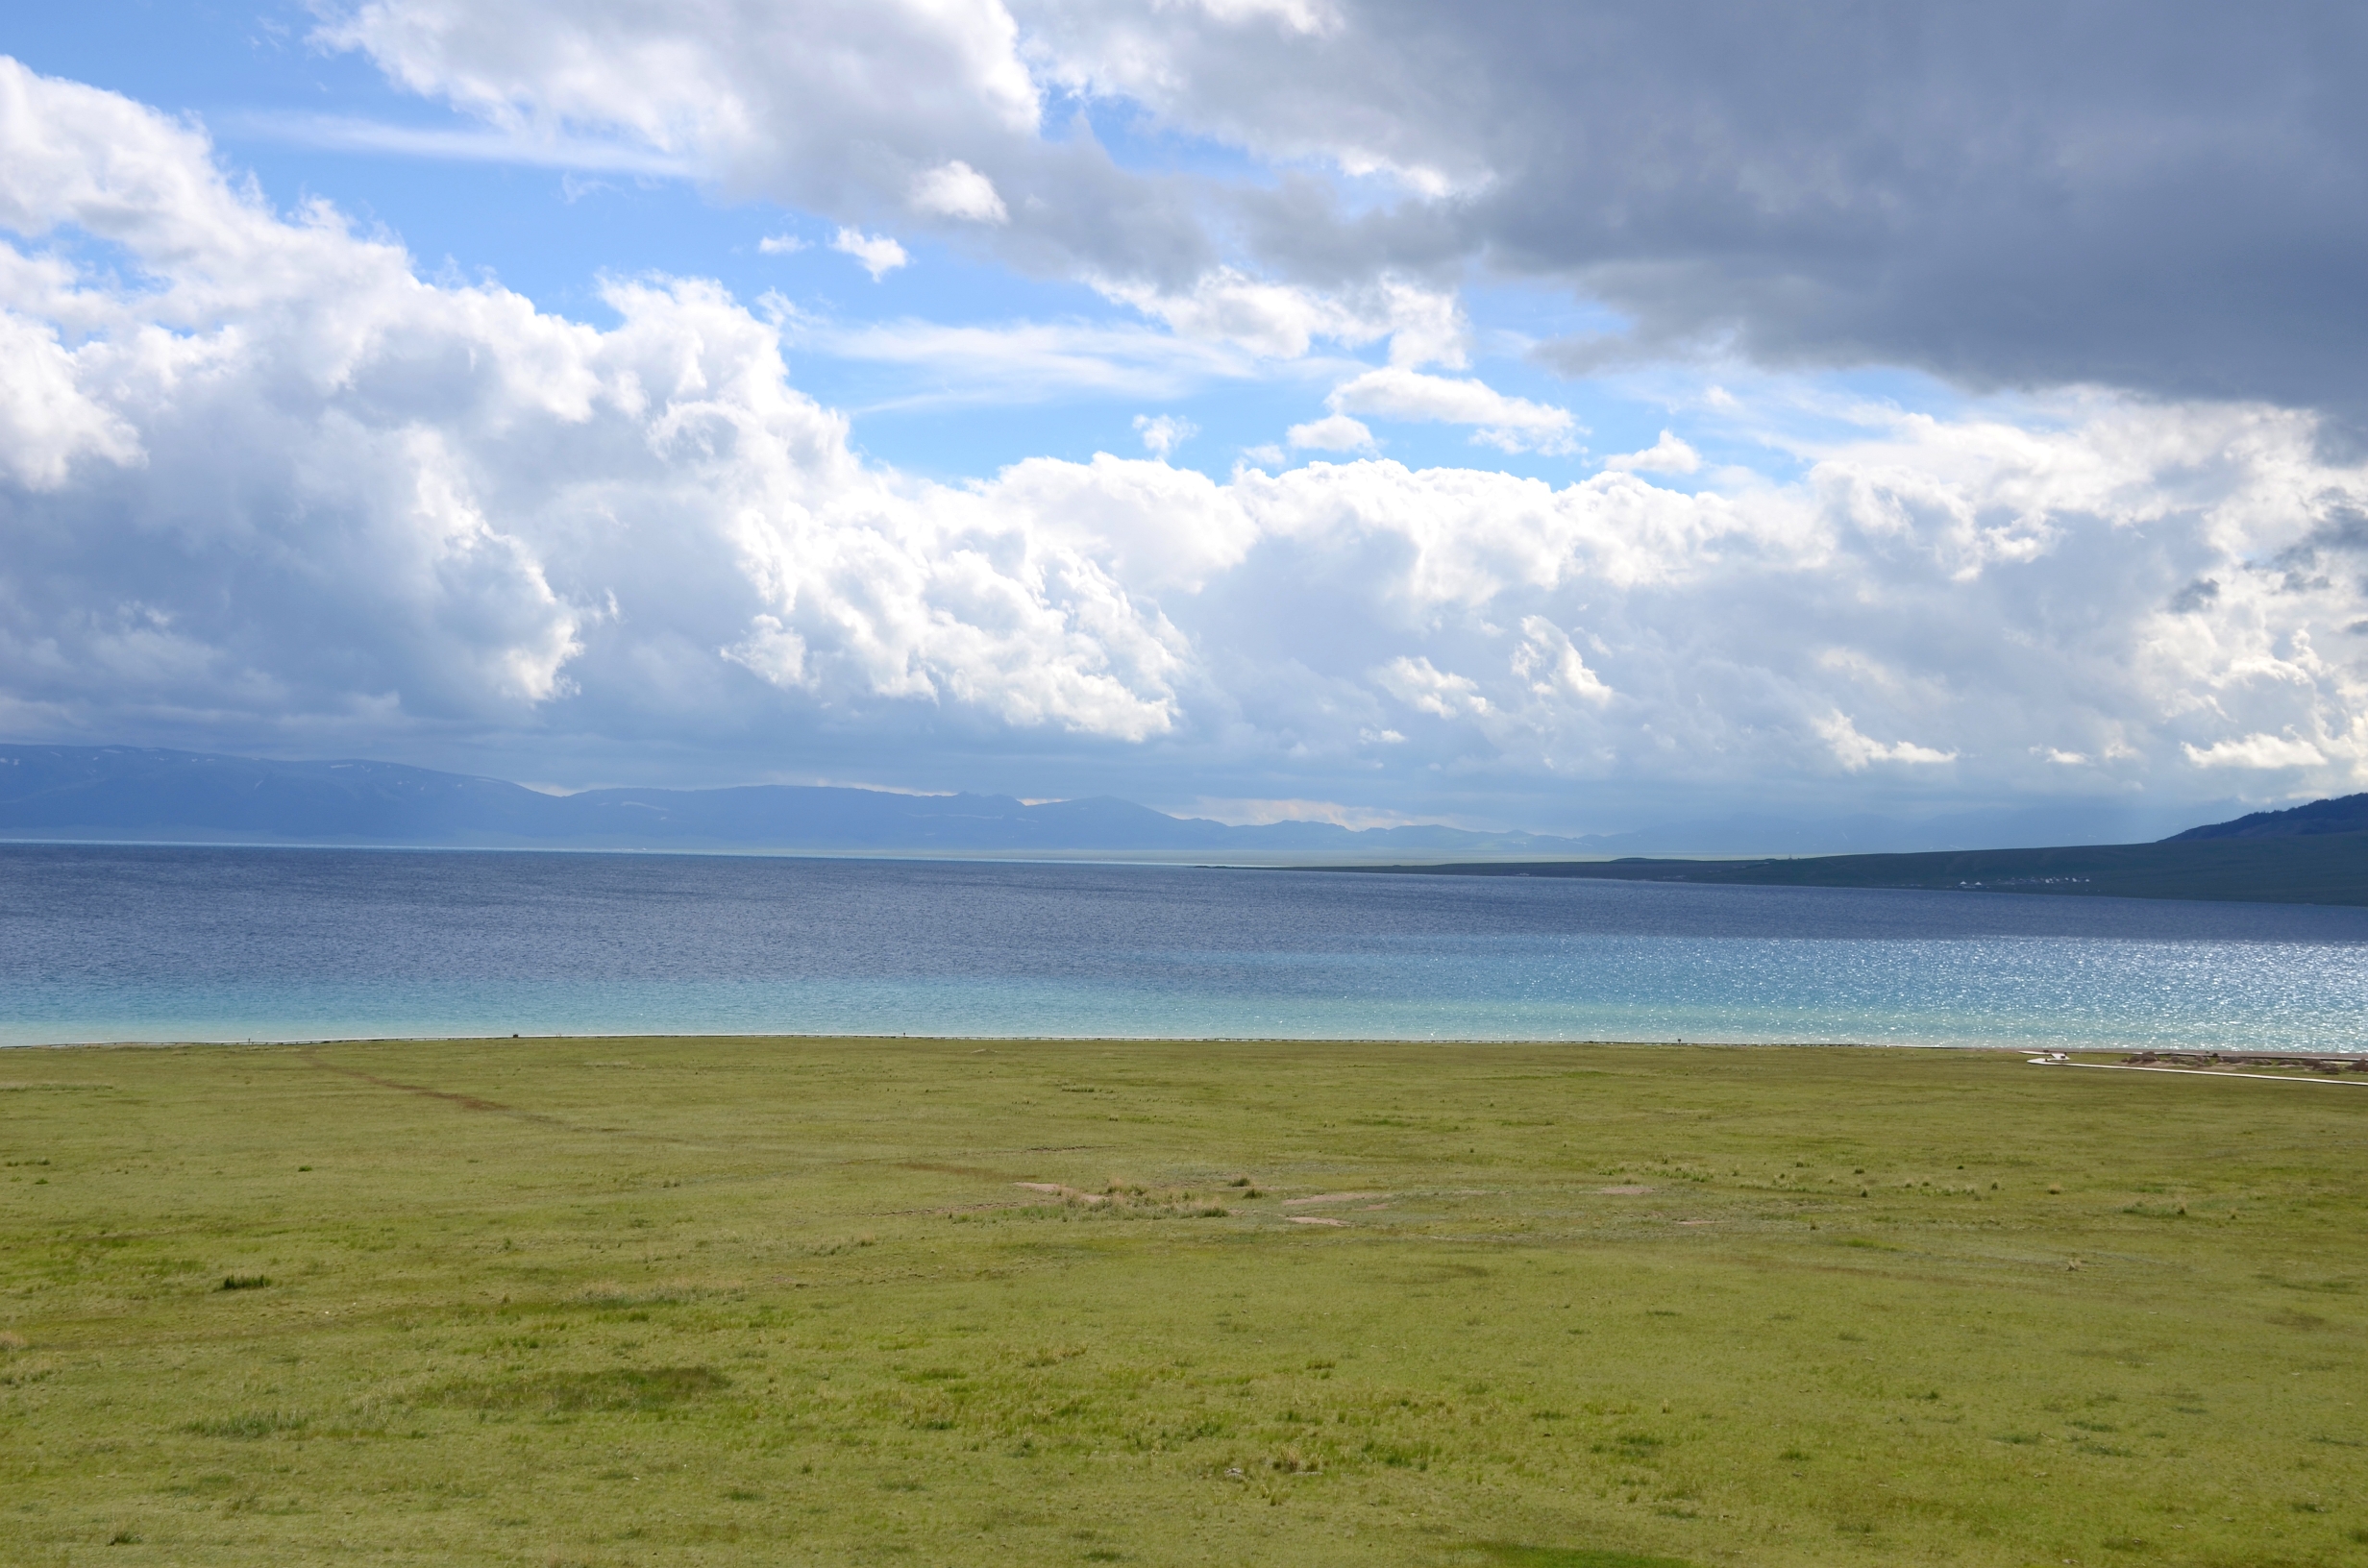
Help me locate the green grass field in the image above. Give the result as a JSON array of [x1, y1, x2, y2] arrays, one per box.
[[4, 1038, 2366, 1567]]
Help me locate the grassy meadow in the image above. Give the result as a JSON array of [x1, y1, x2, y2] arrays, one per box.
[[3, 1037, 2366, 1567]]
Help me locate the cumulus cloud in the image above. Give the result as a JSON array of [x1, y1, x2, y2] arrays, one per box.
[[986, 452, 1259, 595], [910, 159, 1008, 224], [7, 59, 2368, 823], [2182, 733, 2327, 771], [0, 309, 142, 489], [1374, 655, 1489, 719], [1286, 414, 1374, 453], [829, 227, 908, 280], [1604, 431, 1701, 476], [1132, 413, 1195, 457], [1512, 617, 1611, 706], [319, 0, 1044, 172], [1814, 713, 1958, 772], [0, 60, 1182, 747]]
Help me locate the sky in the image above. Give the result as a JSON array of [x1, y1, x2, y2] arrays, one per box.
[[2, 1, 2365, 842]]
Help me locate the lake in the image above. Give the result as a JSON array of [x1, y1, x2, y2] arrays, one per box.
[[2, 844, 2363, 1051]]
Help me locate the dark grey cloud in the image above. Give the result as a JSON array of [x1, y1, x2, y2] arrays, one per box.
[[2261, 504, 2368, 592], [1051, 1, 2368, 415], [1457, 4, 2368, 414]]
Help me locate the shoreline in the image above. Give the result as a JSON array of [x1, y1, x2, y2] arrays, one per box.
[[10, 1035, 2367, 1076]]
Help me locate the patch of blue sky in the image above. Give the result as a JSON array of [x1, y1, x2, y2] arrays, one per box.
[[1035, 82, 1277, 184], [6, 5, 697, 321], [13, 1, 420, 140], [3, 225, 171, 321], [1446, 279, 1995, 490]]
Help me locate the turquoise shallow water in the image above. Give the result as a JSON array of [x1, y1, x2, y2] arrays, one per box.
[[3, 845, 2364, 1050]]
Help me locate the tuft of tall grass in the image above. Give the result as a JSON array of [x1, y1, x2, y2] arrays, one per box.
[[184, 1410, 307, 1439], [423, 1365, 728, 1414]]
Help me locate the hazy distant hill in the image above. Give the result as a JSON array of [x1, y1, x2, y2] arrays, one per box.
[[0, 745, 1595, 857], [2164, 793, 2368, 841], [1334, 793, 2368, 907], [0, 743, 2312, 867]]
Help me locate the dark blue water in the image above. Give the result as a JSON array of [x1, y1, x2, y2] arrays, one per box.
[[2, 845, 2364, 1049]]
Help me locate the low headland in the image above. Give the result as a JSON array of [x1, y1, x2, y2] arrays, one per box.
[[1320, 796, 2368, 906], [4, 1036, 2363, 1565]]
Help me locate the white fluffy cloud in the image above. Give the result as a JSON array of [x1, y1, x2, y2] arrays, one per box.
[[5, 59, 2368, 822], [1286, 414, 1374, 453], [1604, 431, 1701, 476], [909, 159, 1008, 224], [1512, 617, 1611, 707], [1132, 413, 1195, 457], [1814, 713, 1958, 772], [1374, 655, 1490, 720], [0, 60, 1181, 746], [2183, 733, 2329, 771], [828, 227, 907, 280], [320, 0, 1044, 186]]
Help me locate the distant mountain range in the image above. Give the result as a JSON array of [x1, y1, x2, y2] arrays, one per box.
[[0, 744, 2342, 864], [0, 745, 1596, 857]]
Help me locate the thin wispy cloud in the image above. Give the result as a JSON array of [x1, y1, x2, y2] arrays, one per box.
[[781, 313, 1334, 405], [218, 110, 696, 177]]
